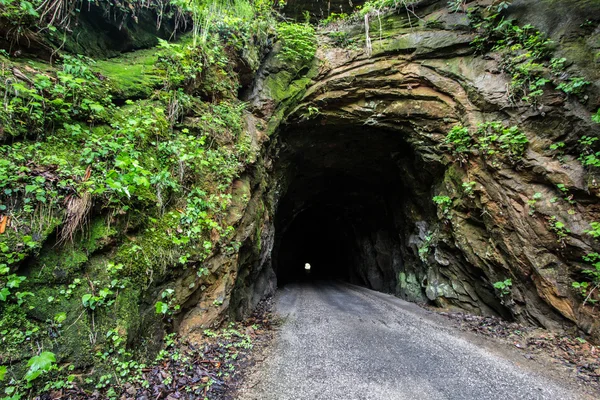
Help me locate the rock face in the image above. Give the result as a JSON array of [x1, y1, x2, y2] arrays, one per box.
[[2, 1, 600, 386], [231, 0, 600, 342]]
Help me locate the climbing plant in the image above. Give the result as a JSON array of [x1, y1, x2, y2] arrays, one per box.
[[470, 10, 590, 104], [444, 122, 529, 165]]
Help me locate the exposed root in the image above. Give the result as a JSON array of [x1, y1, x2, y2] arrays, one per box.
[[58, 166, 92, 244], [58, 191, 91, 245]]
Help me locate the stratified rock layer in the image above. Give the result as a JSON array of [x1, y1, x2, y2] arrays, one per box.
[[230, 0, 600, 342]]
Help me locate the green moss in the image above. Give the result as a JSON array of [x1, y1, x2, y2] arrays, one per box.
[[444, 164, 466, 188], [27, 218, 116, 285], [263, 64, 315, 137], [94, 48, 164, 99], [32, 247, 88, 284], [114, 211, 183, 284], [398, 271, 423, 301], [84, 217, 118, 253], [111, 285, 142, 338], [263, 71, 309, 103], [0, 304, 42, 362]]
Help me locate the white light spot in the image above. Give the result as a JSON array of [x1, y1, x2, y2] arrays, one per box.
[[304, 263, 311, 271]]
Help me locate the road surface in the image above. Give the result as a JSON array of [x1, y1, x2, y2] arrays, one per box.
[[238, 281, 591, 400]]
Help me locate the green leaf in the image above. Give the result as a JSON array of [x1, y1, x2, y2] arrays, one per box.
[[155, 301, 168, 315], [25, 352, 56, 382], [82, 293, 92, 306], [0, 287, 9, 301], [54, 312, 67, 324], [0, 365, 6, 381]]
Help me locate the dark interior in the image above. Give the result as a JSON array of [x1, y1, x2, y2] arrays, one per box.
[[271, 122, 442, 292]]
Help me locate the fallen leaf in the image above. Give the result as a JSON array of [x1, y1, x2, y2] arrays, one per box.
[[0, 215, 9, 234]]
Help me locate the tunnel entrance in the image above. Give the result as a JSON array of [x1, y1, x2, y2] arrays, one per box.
[[271, 122, 443, 298], [231, 51, 566, 327]]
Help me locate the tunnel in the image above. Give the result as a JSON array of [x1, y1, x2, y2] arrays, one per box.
[[270, 120, 444, 296], [226, 56, 521, 320]]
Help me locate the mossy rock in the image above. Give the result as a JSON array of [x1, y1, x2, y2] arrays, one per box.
[[0, 304, 42, 362], [94, 48, 164, 100], [263, 71, 312, 103], [25, 218, 117, 285]]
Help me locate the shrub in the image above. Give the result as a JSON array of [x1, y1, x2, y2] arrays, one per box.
[[276, 22, 317, 66]]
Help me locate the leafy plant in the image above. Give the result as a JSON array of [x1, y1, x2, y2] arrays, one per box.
[[328, 31, 354, 48], [0, 270, 28, 303], [573, 253, 600, 305], [24, 351, 56, 383], [476, 122, 529, 163], [155, 288, 180, 316], [490, 0, 511, 12], [585, 221, 600, 239], [549, 141, 565, 161], [527, 192, 542, 216], [493, 278, 512, 296], [358, 0, 418, 17], [433, 195, 453, 220], [447, 0, 466, 13], [593, 109, 600, 124], [556, 77, 590, 97], [548, 216, 570, 246], [320, 12, 349, 26], [276, 22, 317, 66], [0, 0, 279, 395], [1, 54, 111, 139], [82, 288, 114, 311], [307, 106, 320, 117], [470, 14, 589, 104], [579, 135, 600, 168], [445, 125, 473, 161], [418, 233, 433, 262], [550, 57, 566, 73], [444, 122, 528, 166], [462, 181, 476, 198]]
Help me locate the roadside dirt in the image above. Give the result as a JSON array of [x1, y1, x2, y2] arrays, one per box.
[[431, 309, 600, 394], [37, 297, 276, 400]]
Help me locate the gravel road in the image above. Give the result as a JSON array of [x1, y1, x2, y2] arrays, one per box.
[[237, 281, 591, 400]]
